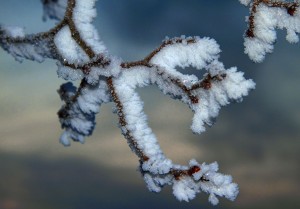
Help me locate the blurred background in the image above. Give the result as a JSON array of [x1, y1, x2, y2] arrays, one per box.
[[0, 0, 299, 209]]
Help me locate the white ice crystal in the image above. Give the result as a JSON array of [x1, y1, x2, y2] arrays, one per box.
[[58, 79, 111, 145], [171, 160, 239, 205], [239, 0, 252, 6], [42, 0, 68, 21], [73, 0, 107, 55], [150, 37, 220, 71], [241, 0, 300, 62], [173, 176, 199, 202], [57, 64, 84, 81], [0, 25, 25, 38], [149, 38, 255, 133], [54, 26, 90, 64], [85, 56, 122, 83], [0, 25, 53, 62]]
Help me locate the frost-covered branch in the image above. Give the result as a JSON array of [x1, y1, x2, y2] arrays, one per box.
[[239, 0, 300, 62], [0, 0, 259, 205]]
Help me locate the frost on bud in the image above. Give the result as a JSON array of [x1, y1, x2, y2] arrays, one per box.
[[172, 177, 198, 202], [175, 161, 239, 205], [143, 160, 239, 205]]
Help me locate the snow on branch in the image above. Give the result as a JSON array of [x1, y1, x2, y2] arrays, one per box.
[[239, 0, 300, 62], [0, 0, 257, 205]]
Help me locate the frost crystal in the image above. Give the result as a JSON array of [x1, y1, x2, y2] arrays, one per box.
[[0, 0, 261, 205], [42, 0, 68, 21], [240, 0, 300, 62]]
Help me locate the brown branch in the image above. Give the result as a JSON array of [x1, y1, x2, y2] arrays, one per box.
[[168, 72, 227, 104], [154, 68, 200, 104], [154, 67, 227, 105], [106, 77, 149, 162], [246, 0, 299, 38], [170, 166, 202, 180], [145, 38, 196, 64], [190, 73, 227, 91], [107, 76, 209, 182], [66, 0, 96, 59], [121, 37, 196, 69], [141, 163, 209, 183], [64, 54, 111, 74], [120, 37, 204, 104], [0, 19, 67, 44], [61, 34, 222, 107], [0, 0, 100, 64]]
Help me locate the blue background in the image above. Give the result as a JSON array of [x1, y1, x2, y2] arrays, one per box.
[[0, 0, 299, 209]]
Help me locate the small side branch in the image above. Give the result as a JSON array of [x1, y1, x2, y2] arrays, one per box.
[[246, 0, 299, 38], [107, 77, 149, 161], [121, 37, 196, 69]]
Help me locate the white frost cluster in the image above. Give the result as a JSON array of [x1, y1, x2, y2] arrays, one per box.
[[42, 0, 67, 21], [150, 36, 220, 72], [53, 0, 106, 62], [144, 160, 238, 205], [242, 1, 300, 62], [0, 25, 25, 38], [57, 64, 84, 81], [113, 69, 173, 175], [0, 0, 118, 80], [53, 0, 120, 80], [54, 26, 90, 64], [84, 56, 122, 83], [191, 66, 255, 133], [239, 0, 251, 6], [0, 25, 53, 62], [73, 0, 107, 55], [150, 37, 255, 133], [58, 79, 111, 146]]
